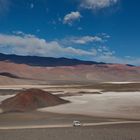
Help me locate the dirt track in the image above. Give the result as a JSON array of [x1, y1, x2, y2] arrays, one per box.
[[0, 121, 140, 130], [0, 123, 140, 140]]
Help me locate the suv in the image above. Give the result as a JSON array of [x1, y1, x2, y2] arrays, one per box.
[[73, 121, 81, 127]]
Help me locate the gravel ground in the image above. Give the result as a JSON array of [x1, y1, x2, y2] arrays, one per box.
[[0, 111, 121, 127], [0, 124, 140, 140]]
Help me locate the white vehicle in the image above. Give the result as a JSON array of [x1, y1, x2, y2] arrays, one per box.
[[73, 121, 81, 127]]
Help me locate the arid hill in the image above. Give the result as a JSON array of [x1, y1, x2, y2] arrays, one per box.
[[0, 53, 140, 84], [0, 89, 68, 113], [0, 61, 140, 85]]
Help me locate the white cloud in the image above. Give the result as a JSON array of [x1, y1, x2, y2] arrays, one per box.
[[61, 35, 104, 46], [94, 55, 140, 66], [80, 0, 118, 10], [93, 46, 140, 66], [0, 33, 96, 57], [0, 32, 139, 65], [12, 31, 24, 35], [70, 36, 103, 44], [101, 33, 111, 38], [12, 31, 36, 38], [63, 11, 82, 25]]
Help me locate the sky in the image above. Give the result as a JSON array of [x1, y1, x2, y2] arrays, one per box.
[[0, 0, 140, 65]]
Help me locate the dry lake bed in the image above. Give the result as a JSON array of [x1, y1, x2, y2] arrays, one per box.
[[0, 83, 140, 140]]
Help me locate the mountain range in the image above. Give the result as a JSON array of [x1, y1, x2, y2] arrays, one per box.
[[0, 53, 105, 67], [0, 53, 140, 85]]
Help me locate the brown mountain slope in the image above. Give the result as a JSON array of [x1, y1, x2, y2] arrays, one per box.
[[0, 89, 68, 113], [0, 61, 140, 84]]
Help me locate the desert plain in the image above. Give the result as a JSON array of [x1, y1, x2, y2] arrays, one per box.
[[0, 83, 140, 140]]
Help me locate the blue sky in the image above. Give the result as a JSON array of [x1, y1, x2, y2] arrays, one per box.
[[0, 0, 140, 65]]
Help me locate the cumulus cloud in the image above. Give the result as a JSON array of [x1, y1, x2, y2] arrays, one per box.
[[0, 32, 139, 65], [80, 0, 118, 10], [63, 11, 82, 25], [0, 33, 96, 57]]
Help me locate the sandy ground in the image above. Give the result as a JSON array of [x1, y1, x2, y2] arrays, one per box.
[[0, 86, 140, 140], [0, 95, 15, 103], [0, 95, 16, 113], [39, 92, 140, 119], [0, 111, 125, 127], [1, 89, 140, 119], [103, 82, 140, 84], [0, 123, 140, 140], [0, 85, 83, 90], [0, 85, 140, 140], [1, 121, 140, 130]]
